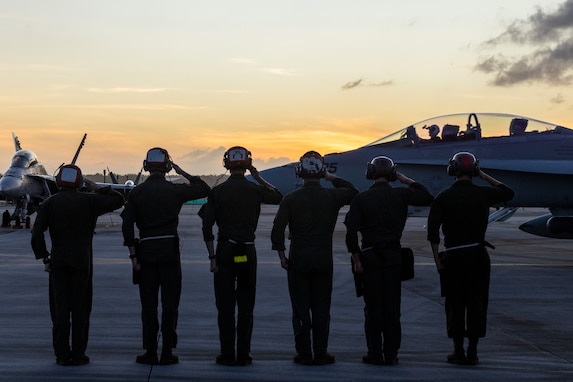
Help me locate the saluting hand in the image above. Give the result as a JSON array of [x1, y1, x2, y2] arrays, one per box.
[[396, 172, 414, 186], [172, 163, 182, 174], [324, 172, 335, 182], [248, 165, 259, 178]]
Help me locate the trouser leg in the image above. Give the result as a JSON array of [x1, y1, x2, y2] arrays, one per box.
[[139, 264, 160, 352], [310, 269, 332, 355], [288, 269, 312, 355], [160, 261, 181, 351], [362, 259, 383, 357], [71, 268, 91, 357], [51, 268, 72, 359], [380, 263, 401, 359], [236, 248, 256, 356], [214, 259, 237, 357]]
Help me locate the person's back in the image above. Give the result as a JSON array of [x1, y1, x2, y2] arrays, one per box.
[[428, 152, 514, 366], [122, 147, 210, 366], [280, 182, 351, 245], [126, 174, 196, 237], [432, 180, 513, 249], [208, 173, 280, 242], [271, 150, 358, 366], [31, 164, 124, 366], [40, 188, 122, 267], [199, 146, 282, 366], [345, 156, 434, 366]]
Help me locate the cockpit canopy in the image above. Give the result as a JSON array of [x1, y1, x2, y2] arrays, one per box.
[[11, 150, 40, 169], [366, 113, 573, 147]]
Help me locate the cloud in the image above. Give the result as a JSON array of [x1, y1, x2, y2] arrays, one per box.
[[550, 93, 566, 104], [475, 0, 573, 86], [341, 79, 364, 90], [262, 67, 298, 76], [175, 146, 292, 175], [19, 103, 206, 111], [88, 87, 170, 93], [230, 57, 297, 76], [341, 78, 393, 90]]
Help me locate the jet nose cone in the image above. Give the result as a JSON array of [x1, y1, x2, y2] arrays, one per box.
[[0, 176, 23, 198]]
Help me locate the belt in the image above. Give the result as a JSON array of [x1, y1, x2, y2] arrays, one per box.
[[444, 242, 480, 252], [139, 235, 177, 242], [361, 241, 400, 252], [227, 239, 254, 245]]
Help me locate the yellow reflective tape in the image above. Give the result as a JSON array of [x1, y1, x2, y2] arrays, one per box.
[[234, 255, 248, 263]]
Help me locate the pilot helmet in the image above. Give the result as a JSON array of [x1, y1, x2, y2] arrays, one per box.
[[223, 146, 252, 170], [56, 164, 83, 189], [428, 124, 440, 137], [366, 156, 397, 181], [295, 151, 326, 179], [447, 151, 479, 177], [143, 147, 172, 173]]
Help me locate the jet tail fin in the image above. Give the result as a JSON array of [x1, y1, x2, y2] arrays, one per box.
[[71, 133, 87, 165], [107, 168, 119, 184], [134, 170, 142, 185], [12, 133, 22, 151]]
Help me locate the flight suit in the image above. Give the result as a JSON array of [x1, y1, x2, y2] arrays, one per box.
[[122, 173, 210, 355], [427, 180, 514, 341], [344, 181, 434, 361], [199, 173, 282, 361], [31, 186, 124, 363], [271, 178, 357, 358]]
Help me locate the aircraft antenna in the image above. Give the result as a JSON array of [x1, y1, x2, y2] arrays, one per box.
[[71, 133, 87, 165]]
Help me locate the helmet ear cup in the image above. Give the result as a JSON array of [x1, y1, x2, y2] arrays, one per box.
[[447, 162, 456, 176], [389, 167, 397, 182], [365, 163, 375, 180]]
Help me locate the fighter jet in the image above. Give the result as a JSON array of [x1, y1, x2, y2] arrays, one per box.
[[0, 133, 59, 227], [106, 167, 142, 188], [0, 133, 91, 228], [254, 112, 573, 239]]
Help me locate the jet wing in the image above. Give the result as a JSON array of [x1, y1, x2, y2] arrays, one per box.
[[27, 174, 56, 182], [391, 158, 573, 175], [95, 182, 135, 192]]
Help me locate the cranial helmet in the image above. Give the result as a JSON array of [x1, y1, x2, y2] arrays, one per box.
[[223, 146, 252, 170], [428, 124, 440, 138], [365, 156, 397, 181], [295, 151, 326, 179], [143, 147, 172, 173], [447, 151, 479, 176], [56, 164, 83, 189]]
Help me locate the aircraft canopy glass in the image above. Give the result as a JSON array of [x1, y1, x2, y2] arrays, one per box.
[[11, 150, 39, 168], [366, 113, 573, 147]]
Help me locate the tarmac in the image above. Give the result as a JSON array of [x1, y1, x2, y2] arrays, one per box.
[[0, 204, 572, 381]]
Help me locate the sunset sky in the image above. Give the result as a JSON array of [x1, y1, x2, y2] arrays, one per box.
[[2, 0, 573, 176]]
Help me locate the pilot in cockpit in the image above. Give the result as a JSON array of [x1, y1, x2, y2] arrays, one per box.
[[423, 124, 440, 141]]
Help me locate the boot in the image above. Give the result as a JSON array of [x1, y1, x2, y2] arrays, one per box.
[[447, 336, 465, 365], [466, 337, 479, 365]]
